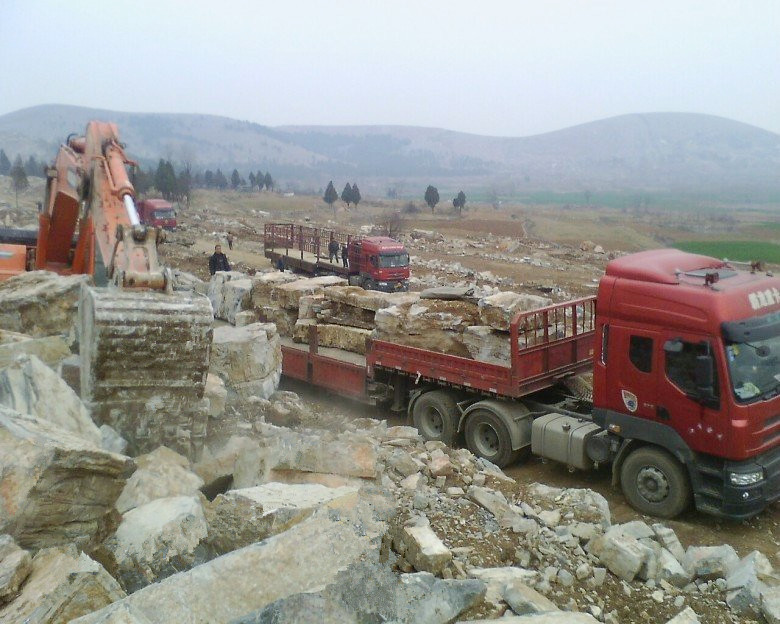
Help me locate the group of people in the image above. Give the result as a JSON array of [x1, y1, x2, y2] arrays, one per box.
[[327, 239, 349, 268]]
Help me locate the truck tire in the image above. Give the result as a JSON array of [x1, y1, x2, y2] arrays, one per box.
[[412, 390, 458, 447], [620, 446, 691, 519], [464, 408, 521, 468]]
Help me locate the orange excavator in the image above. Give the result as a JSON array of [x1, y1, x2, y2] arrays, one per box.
[[0, 122, 213, 457]]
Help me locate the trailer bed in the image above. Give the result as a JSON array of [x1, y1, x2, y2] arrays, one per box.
[[279, 337, 369, 399]]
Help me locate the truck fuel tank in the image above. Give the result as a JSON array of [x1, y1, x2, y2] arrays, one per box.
[[531, 413, 604, 471]]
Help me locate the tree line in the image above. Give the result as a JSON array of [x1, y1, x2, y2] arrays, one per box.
[[322, 181, 362, 210], [424, 185, 467, 215]]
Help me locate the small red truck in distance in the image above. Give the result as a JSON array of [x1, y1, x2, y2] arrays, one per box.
[[136, 199, 177, 230], [279, 249, 780, 520], [264, 223, 410, 291]]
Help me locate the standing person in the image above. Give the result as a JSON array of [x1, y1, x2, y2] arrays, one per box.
[[226, 233, 234, 250], [341, 243, 348, 268], [209, 244, 231, 275], [328, 239, 339, 263]]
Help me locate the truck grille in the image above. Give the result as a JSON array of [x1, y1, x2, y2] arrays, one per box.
[[762, 413, 780, 447]]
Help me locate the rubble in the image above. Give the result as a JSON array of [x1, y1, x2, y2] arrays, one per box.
[[0, 406, 134, 551]]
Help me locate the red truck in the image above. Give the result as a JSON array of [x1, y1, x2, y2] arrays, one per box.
[[136, 199, 177, 229], [264, 223, 410, 292], [279, 249, 780, 520]]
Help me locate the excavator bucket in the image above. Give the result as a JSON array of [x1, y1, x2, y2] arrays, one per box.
[[79, 285, 214, 458]]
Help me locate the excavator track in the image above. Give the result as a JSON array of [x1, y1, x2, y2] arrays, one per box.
[[80, 285, 213, 458]]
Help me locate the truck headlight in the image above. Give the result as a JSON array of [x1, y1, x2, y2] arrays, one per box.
[[729, 470, 764, 486]]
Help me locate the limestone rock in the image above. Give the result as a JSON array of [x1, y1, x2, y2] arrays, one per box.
[[468, 567, 538, 607], [297, 294, 326, 320], [115, 446, 203, 514], [71, 503, 387, 624], [106, 496, 208, 592], [232, 561, 484, 624], [467, 486, 525, 529], [206, 482, 359, 555], [652, 523, 686, 563], [210, 323, 282, 401], [590, 533, 653, 582], [274, 276, 347, 310], [100, 424, 128, 455], [478, 291, 552, 331], [0, 271, 89, 338], [665, 607, 701, 623], [763, 585, 780, 624], [0, 535, 31, 605], [502, 579, 559, 615], [683, 544, 739, 580], [462, 325, 511, 364], [0, 354, 102, 447], [0, 330, 70, 370], [234, 310, 258, 327], [207, 271, 249, 323], [0, 545, 125, 624], [657, 547, 692, 588], [256, 305, 299, 336], [324, 286, 418, 312], [725, 550, 773, 616], [250, 271, 301, 309], [205, 373, 227, 418], [193, 435, 260, 491], [394, 522, 452, 575], [460, 615, 598, 624], [305, 323, 371, 354], [0, 407, 134, 550]]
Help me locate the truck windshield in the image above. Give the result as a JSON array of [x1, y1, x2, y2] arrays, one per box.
[[378, 253, 409, 268], [725, 333, 780, 402], [154, 210, 175, 219]]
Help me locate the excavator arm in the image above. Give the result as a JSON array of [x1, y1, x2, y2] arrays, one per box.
[[31, 122, 213, 458]]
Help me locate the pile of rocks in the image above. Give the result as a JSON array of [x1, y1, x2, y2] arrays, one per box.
[[207, 268, 583, 365]]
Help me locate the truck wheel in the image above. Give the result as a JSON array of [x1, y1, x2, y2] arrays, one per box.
[[464, 408, 520, 468], [412, 390, 458, 447], [620, 447, 691, 519]]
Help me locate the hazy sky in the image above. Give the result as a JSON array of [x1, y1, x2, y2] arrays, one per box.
[[1, 0, 778, 136]]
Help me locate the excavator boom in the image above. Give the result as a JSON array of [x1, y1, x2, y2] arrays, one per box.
[[2, 122, 213, 458]]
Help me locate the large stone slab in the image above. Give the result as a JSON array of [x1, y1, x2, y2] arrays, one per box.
[[72, 503, 387, 624], [115, 446, 204, 514], [462, 326, 511, 364], [208, 271, 250, 323], [477, 291, 552, 331], [232, 561, 484, 624], [323, 286, 419, 312], [294, 322, 371, 354], [0, 407, 134, 550], [106, 496, 208, 592], [393, 521, 452, 575], [250, 271, 301, 309], [375, 299, 479, 335], [0, 330, 70, 370], [273, 276, 347, 310], [0, 535, 31, 605], [206, 482, 359, 555], [0, 354, 102, 447], [0, 271, 89, 338], [210, 323, 281, 401], [0, 546, 125, 624]]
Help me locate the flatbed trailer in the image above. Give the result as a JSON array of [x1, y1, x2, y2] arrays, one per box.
[[277, 249, 780, 521], [264, 223, 352, 276]]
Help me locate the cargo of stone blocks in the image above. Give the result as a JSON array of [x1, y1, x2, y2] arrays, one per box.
[[209, 269, 592, 365]]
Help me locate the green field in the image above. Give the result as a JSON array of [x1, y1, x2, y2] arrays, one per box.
[[674, 240, 780, 263]]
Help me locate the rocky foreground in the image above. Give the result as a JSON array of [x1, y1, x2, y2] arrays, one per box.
[[0, 271, 778, 624]]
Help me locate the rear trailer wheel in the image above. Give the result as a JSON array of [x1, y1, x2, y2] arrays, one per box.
[[620, 446, 691, 519], [412, 390, 459, 447], [464, 409, 520, 468]]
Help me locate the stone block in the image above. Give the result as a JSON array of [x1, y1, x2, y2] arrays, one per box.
[[207, 271, 249, 322], [205, 373, 227, 418], [657, 547, 692, 587], [210, 323, 282, 400], [115, 446, 203, 514], [0, 546, 125, 624], [0, 535, 31, 605], [683, 545, 739, 580], [71, 503, 386, 624], [590, 533, 653, 581], [664, 607, 701, 623], [652, 523, 686, 563], [0, 330, 71, 370], [462, 325, 510, 364], [395, 523, 452, 575], [0, 407, 134, 551], [502, 579, 559, 615], [477, 291, 552, 331], [234, 310, 258, 327], [0, 354, 102, 447]]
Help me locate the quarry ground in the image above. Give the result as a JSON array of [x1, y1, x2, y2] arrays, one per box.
[[2, 180, 779, 622]]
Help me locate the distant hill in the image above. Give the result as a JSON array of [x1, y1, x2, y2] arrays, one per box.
[[1, 104, 779, 194]]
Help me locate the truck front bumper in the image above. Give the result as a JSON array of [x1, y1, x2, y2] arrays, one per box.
[[699, 444, 780, 520]]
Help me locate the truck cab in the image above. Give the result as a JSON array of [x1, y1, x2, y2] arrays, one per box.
[[593, 249, 780, 519], [348, 236, 410, 292], [137, 199, 177, 230]]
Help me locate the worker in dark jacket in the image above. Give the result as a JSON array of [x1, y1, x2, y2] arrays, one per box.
[[328, 239, 339, 263], [341, 244, 349, 268], [209, 244, 231, 275]]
